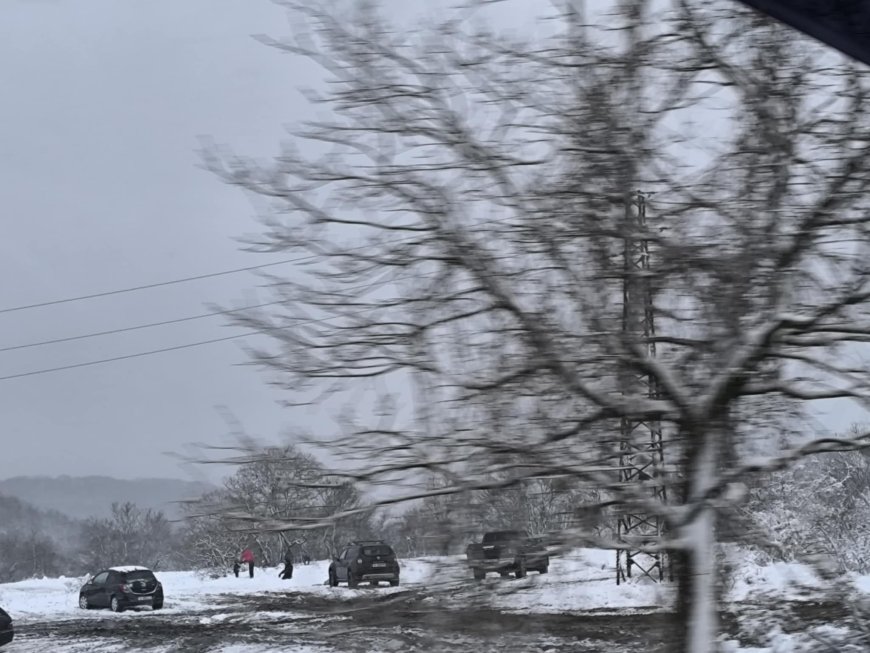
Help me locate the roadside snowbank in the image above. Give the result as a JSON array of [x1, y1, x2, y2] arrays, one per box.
[[0, 561, 333, 621], [0, 547, 860, 624]]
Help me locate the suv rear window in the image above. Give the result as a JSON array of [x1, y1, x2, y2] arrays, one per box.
[[483, 531, 525, 544], [362, 546, 394, 557], [123, 571, 157, 582]]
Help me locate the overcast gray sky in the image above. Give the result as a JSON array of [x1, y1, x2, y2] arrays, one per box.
[[0, 0, 336, 480], [0, 0, 551, 482], [0, 0, 863, 482]]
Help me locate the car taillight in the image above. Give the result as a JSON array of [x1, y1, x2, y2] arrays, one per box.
[[357, 558, 363, 564], [119, 584, 130, 593]]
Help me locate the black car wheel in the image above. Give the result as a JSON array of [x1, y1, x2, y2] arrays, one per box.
[[109, 596, 124, 613], [152, 601, 163, 610], [473, 568, 486, 581], [78, 595, 89, 610], [328, 570, 338, 587], [538, 565, 549, 574], [389, 579, 399, 587]]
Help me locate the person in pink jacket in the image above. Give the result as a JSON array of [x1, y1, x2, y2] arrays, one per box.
[[240, 548, 255, 578]]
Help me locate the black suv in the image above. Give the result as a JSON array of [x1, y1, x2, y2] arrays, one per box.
[[0, 607, 12, 647], [328, 540, 400, 588], [79, 566, 164, 612]]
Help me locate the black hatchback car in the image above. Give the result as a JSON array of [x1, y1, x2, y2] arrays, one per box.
[[0, 607, 12, 647], [79, 566, 164, 612], [328, 540, 400, 588]]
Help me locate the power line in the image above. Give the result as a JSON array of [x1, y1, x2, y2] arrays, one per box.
[[0, 215, 518, 377], [0, 205, 705, 318], [0, 331, 265, 382], [0, 258, 303, 315], [0, 294, 415, 382], [0, 301, 284, 353], [0, 266, 429, 354], [0, 215, 511, 315]]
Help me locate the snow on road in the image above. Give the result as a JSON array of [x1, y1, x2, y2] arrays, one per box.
[[0, 548, 842, 622], [0, 549, 676, 624], [0, 549, 859, 652]]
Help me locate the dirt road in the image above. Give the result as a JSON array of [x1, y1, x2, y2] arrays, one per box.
[[9, 586, 856, 652]]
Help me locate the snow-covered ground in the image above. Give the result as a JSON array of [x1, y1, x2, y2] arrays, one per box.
[[0, 550, 673, 623], [0, 549, 864, 652], [0, 560, 333, 622]]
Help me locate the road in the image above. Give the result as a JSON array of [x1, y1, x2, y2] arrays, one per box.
[[6, 583, 858, 652]]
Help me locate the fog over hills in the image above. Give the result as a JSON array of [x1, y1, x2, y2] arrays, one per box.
[[0, 475, 215, 520]]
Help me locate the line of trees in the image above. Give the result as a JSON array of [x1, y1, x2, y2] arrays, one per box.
[[0, 497, 181, 582], [4, 440, 870, 596]]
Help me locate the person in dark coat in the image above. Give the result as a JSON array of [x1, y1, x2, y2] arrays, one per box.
[[302, 553, 311, 566], [232, 560, 241, 578], [279, 549, 294, 580]]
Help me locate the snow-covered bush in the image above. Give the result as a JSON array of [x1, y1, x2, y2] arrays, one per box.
[[743, 444, 870, 573]]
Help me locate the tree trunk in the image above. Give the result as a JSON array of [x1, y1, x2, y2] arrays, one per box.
[[673, 429, 720, 653], [673, 509, 718, 653]]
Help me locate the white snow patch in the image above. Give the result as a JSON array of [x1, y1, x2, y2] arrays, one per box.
[[728, 560, 825, 602], [0, 561, 335, 622], [108, 566, 150, 573]]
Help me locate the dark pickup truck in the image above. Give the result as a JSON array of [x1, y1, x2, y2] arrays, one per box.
[[466, 530, 549, 580]]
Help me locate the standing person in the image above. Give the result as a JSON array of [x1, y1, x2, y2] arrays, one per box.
[[302, 553, 311, 566], [232, 560, 241, 578], [279, 548, 294, 580], [240, 547, 255, 578]]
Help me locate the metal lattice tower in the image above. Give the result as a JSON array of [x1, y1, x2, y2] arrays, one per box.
[[615, 191, 668, 584]]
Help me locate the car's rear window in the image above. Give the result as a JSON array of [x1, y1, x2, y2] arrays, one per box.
[[362, 546, 394, 557], [124, 571, 157, 582], [483, 531, 525, 544]]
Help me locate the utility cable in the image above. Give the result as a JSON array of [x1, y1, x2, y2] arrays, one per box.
[[0, 270, 435, 381], [0, 301, 285, 353], [0, 199, 711, 317], [0, 258, 303, 315], [0, 267, 430, 354], [0, 332, 262, 381], [0, 214, 513, 315], [0, 312, 355, 382]]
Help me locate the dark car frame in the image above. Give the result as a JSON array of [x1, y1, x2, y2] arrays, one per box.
[[0, 607, 12, 647], [79, 566, 164, 612], [328, 540, 400, 588]]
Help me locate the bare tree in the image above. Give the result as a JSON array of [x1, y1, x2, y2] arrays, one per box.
[[178, 489, 252, 574], [182, 444, 369, 566], [80, 503, 176, 571], [205, 1, 870, 649]]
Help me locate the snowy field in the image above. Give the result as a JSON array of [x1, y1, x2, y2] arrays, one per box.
[[0, 549, 865, 652]]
